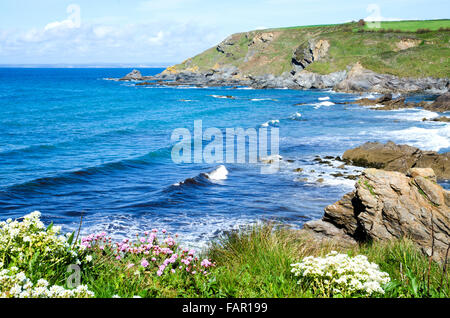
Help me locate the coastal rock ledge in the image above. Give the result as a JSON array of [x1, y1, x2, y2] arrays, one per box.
[[342, 141, 450, 180], [303, 168, 450, 261]]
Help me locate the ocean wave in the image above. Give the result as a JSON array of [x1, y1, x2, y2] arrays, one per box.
[[5, 146, 172, 192], [171, 165, 229, 188], [290, 112, 302, 120], [203, 165, 229, 181], [318, 96, 330, 101], [0, 128, 137, 158], [260, 119, 280, 127]]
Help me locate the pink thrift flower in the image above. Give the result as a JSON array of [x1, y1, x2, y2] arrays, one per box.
[[141, 259, 149, 268]]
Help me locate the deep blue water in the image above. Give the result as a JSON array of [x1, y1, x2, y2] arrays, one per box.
[[0, 68, 448, 247]]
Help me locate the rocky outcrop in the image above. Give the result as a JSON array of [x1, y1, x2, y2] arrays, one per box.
[[292, 39, 330, 73], [342, 141, 450, 180], [350, 92, 450, 112], [303, 168, 450, 261], [426, 92, 450, 112], [334, 62, 448, 94], [119, 69, 143, 81]]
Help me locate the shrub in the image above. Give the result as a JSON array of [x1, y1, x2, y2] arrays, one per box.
[[291, 251, 390, 297]]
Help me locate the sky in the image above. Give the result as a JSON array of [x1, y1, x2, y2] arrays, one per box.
[[0, 0, 448, 66]]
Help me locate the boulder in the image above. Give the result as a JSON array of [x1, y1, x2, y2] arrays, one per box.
[[303, 168, 450, 261], [342, 141, 450, 180]]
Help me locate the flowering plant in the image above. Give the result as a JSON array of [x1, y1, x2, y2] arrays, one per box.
[[0, 265, 93, 298], [80, 229, 216, 278], [291, 251, 390, 297], [0, 211, 82, 275]]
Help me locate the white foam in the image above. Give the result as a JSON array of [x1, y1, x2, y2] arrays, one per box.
[[204, 165, 229, 181], [388, 125, 450, 151], [210, 95, 234, 99], [260, 119, 280, 127], [313, 101, 335, 109], [318, 101, 334, 106], [357, 93, 378, 100], [318, 96, 330, 101], [290, 112, 302, 120], [376, 109, 440, 122], [251, 98, 277, 101]]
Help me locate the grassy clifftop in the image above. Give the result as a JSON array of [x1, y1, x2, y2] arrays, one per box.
[[167, 20, 450, 78]]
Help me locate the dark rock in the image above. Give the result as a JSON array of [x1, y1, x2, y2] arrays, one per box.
[[425, 92, 450, 112], [427, 116, 450, 122]]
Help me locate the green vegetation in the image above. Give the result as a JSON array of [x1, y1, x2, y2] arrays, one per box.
[[169, 20, 450, 78], [362, 19, 450, 32], [1, 213, 448, 298]]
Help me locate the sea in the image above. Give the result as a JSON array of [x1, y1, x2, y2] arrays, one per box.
[[0, 68, 448, 248]]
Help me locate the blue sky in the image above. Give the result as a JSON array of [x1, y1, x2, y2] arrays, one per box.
[[0, 0, 448, 65]]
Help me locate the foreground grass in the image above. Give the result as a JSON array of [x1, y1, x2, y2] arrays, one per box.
[[1, 214, 448, 298], [206, 225, 449, 298]]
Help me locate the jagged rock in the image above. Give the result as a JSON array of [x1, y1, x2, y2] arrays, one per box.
[[292, 39, 330, 72], [119, 69, 143, 81], [342, 141, 450, 180], [293, 70, 346, 89], [426, 92, 450, 112], [334, 62, 448, 94], [303, 168, 450, 261]]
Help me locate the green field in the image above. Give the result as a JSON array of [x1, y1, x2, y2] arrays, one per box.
[[169, 20, 450, 79], [363, 19, 450, 32]]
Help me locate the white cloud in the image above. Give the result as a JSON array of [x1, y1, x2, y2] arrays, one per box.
[[44, 4, 81, 31], [0, 20, 225, 64], [148, 31, 164, 44]]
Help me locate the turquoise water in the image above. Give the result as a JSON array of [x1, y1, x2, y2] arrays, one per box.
[[0, 68, 448, 246]]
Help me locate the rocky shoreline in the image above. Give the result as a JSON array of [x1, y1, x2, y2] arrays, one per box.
[[116, 69, 450, 261], [118, 61, 449, 95], [287, 141, 450, 261]]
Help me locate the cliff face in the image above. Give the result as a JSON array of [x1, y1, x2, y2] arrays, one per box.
[[159, 22, 450, 93]]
